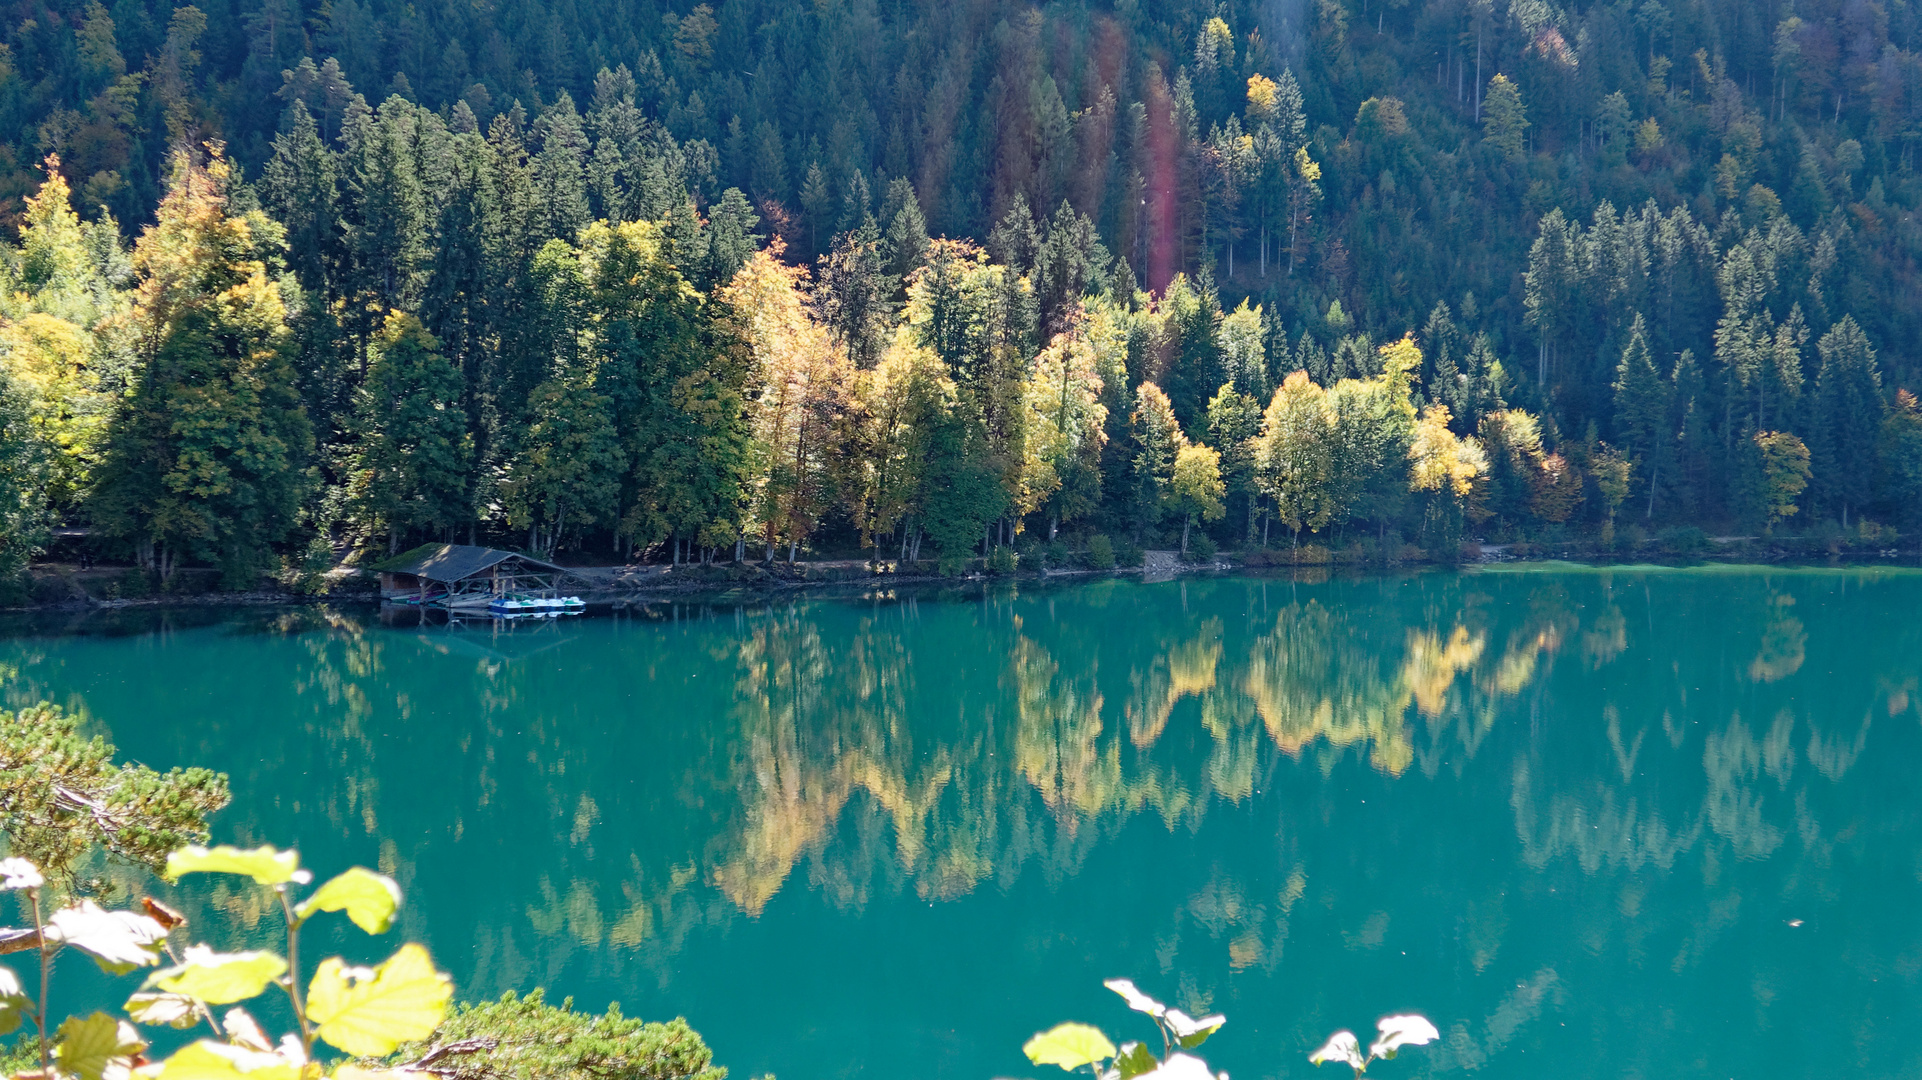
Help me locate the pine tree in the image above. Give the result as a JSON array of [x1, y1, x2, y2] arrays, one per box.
[[533, 91, 593, 243], [814, 220, 896, 370], [704, 187, 762, 289], [879, 177, 929, 287], [1482, 74, 1529, 162], [1130, 381, 1184, 542], [1811, 315, 1882, 526], [1612, 314, 1673, 518]]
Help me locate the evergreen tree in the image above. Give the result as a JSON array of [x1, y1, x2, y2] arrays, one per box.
[[533, 92, 593, 243], [1482, 74, 1528, 162], [704, 188, 762, 289], [814, 220, 896, 370], [879, 178, 929, 288], [1612, 314, 1673, 518], [1811, 316, 1882, 526], [1130, 381, 1183, 542]]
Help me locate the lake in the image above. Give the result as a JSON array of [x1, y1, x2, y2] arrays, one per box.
[[6, 565, 1921, 1079]]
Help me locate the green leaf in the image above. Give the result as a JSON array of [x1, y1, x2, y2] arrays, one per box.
[[0, 966, 30, 1036], [53, 1012, 146, 1080], [147, 1040, 304, 1080], [307, 942, 452, 1056], [294, 867, 402, 934], [1114, 1041, 1159, 1080], [1023, 1023, 1117, 1072], [149, 946, 288, 1005], [165, 845, 304, 885], [46, 900, 169, 974], [124, 992, 200, 1029]]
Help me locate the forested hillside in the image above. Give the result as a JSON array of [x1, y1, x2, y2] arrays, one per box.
[[2, 0, 1921, 580]]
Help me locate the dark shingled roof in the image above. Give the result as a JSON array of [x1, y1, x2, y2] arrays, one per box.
[[379, 544, 566, 583]]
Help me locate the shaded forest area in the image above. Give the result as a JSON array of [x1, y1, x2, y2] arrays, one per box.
[[3, 0, 1922, 584]]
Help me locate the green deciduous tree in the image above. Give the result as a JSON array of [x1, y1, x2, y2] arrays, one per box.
[[1255, 370, 1333, 548], [1169, 441, 1224, 554], [501, 375, 624, 556], [348, 312, 472, 551], [92, 149, 314, 584], [1753, 429, 1811, 531]]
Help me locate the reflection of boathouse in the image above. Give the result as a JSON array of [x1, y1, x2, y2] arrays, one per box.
[[377, 544, 574, 609]]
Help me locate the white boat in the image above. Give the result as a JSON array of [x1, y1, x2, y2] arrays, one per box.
[[489, 594, 586, 616]]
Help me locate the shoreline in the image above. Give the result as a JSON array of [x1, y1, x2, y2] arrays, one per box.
[[10, 542, 1921, 614]]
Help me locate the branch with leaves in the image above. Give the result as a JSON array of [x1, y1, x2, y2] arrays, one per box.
[[0, 843, 451, 1080]]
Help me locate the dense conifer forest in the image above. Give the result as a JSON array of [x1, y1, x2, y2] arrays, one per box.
[[2, 0, 1921, 579]]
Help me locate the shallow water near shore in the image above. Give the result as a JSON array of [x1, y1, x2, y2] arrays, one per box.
[[5, 565, 1920, 1079]]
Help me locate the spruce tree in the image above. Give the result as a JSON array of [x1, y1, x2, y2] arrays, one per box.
[[1482, 74, 1528, 162], [1612, 314, 1673, 518], [1810, 315, 1882, 526]]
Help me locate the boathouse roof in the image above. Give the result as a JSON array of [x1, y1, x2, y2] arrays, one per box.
[[376, 544, 567, 583]]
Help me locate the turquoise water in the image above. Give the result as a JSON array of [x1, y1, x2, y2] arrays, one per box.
[[6, 567, 1922, 1079]]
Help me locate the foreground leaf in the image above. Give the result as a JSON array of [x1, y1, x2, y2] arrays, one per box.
[[47, 901, 169, 973], [0, 857, 42, 890], [222, 1008, 273, 1052], [54, 1012, 146, 1080], [1023, 1023, 1117, 1071], [165, 846, 304, 886], [0, 966, 30, 1036], [307, 943, 452, 1056], [294, 868, 402, 934], [1102, 979, 1166, 1018], [1113, 1041, 1158, 1080], [149, 946, 288, 1005], [1164, 1010, 1225, 1050], [1368, 1014, 1439, 1060], [146, 1040, 303, 1080], [1308, 1031, 1365, 1070], [1137, 1053, 1216, 1080], [123, 992, 199, 1029]]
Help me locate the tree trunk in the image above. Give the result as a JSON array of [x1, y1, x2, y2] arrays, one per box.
[[1181, 515, 1192, 554]]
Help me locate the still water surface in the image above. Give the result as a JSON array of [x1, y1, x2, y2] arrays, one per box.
[[5, 566, 1921, 1080]]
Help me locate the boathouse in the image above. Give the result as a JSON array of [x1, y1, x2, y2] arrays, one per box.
[[377, 544, 574, 608]]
